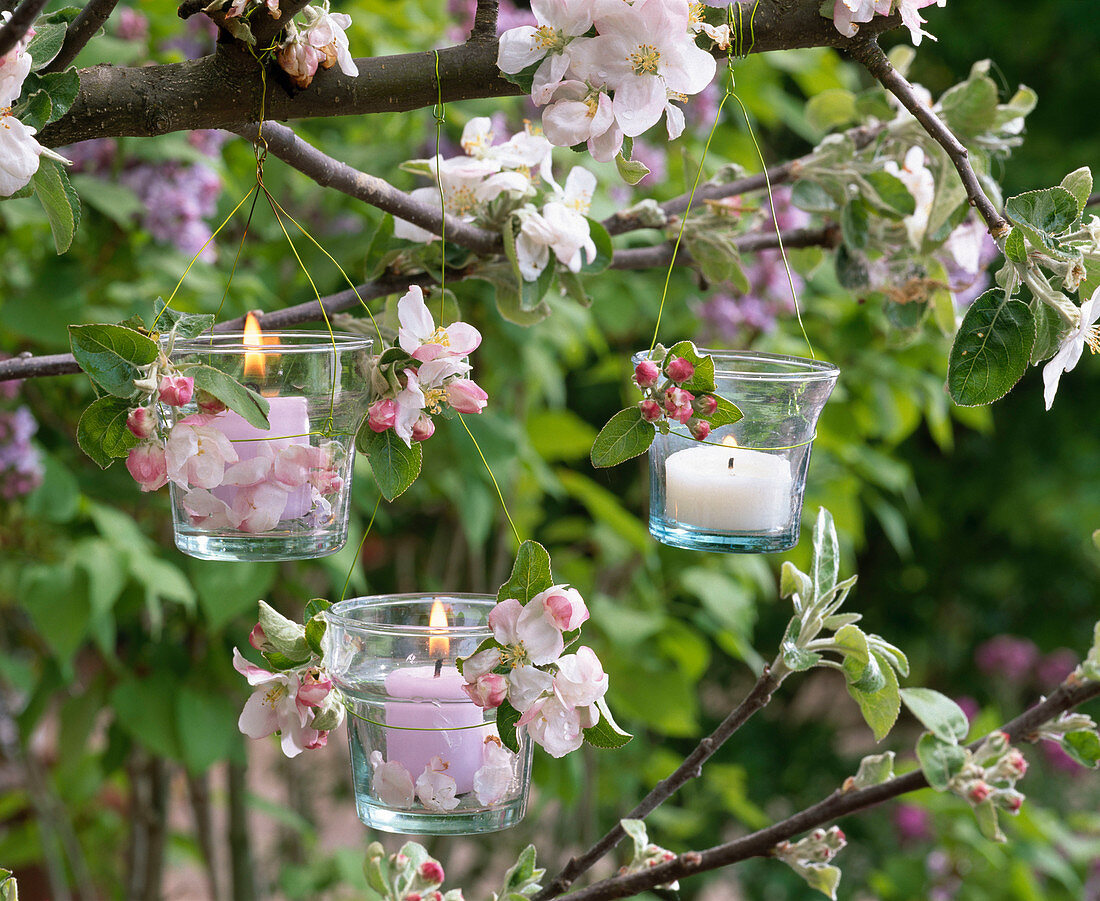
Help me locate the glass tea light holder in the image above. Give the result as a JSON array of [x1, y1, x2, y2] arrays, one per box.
[[639, 350, 839, 554], [161, 318, 373, 561], [323, 595, 533, 835]]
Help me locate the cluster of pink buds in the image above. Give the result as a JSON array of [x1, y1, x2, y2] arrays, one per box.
[[950, 731, 1029, 816], [633, 356, 719, 441]]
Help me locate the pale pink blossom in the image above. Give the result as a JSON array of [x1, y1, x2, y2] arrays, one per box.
[[463, 673, 508, 708], [165, 417, 239, 488], [126, 406, 156, 439], [181, 488, 236, 529], [393, 368, 427, 446], [415, 756, 460, 811], [370, 750, 416, 808], [248, 623, 267, 650], [411, 414, 435, 442], [883, 146, 935, 247], [368, 398, 398, 432], [473, 739, 516, 805], [634, 360, 659, 388], [1043, 287, 1100, 410], [689, 419, 711, 441], [232, 649, 322, 757], [301, 8, 358, 77], [496, 0, 594, 103], [273, 444, 312, 489], [126, 444, 169, 491], [489, 596, 564, 665], [553, 646, 609, 712], [230, 481, 290, 532], [220, 450, 275, 487], [461, 647, 503, 681], [542, 82, 623, 162], [507, 665, 555, 712], [663, 387, 694, 424], [446, 378, 488, 414], [158, 374, 194, 407], [397, 285, 482, 362], [639, 398, 662, 422], [532, 584, 589, 632], [278, 37, 322, 88], [520, 695, 584, 757], [666, 356, 694, 383], [296, 668, 332, 707]]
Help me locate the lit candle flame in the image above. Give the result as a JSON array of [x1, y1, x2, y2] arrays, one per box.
[[721, 435, 739, 447], [243, 312, 267, 382], [428, 599, 449, 660]]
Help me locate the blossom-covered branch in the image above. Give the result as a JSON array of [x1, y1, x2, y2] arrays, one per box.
[[849, 37, 1009, 237], [544, 677, 1100, 901]]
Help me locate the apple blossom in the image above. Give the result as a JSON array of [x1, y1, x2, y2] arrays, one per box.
[[232, 649, 323, 757], [473, 739, 516, 805], [418, 861, 445, 884], [519, 695, 584, 757], [165, 417, 238, 488], [393, 367, 427, 446], [634, 359, 660, 388], [507, 664, 555, 712], [158, 374, 194, 406], [541, 82, 623, 162], [397, 285, 482, 362], [126, 407, 156, 439], [446, 378, 489, 414], [666, 356, 695, 383], [248, 623, 267, 650], [883, 146, 934, 247], [496, 0, 593, 104], [1043, 287, 1100, 410], [272, 444, 313, 490], [553, 646, 609, 713], [663, 386, 694, 424], [230, 481, 291, 532], [415, 757, 460, 811], [463, 673, 508, 708], [370, 751, 416, 808], [368, 398, 398, 432], [277, 34, 322, 88], [126, 444, 169, 491], [692, 394, 718, 416], [460, 647, 503, 681], [296, 668, 333, 707], [411, 414, 435, 442], [180, 488, 236, 529], [639, 398, 663, 422], [689, 419, 711, 441], [300, 6, 359, 78], [532, 584, 589, 632], [489, 596, 564, 666]]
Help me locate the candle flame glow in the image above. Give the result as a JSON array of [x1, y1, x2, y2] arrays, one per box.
[[721, 435, 739, 447], [243, 313, 268, 382], [428, 599, 449, 659]]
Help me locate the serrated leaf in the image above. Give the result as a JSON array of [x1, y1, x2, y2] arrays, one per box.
[[154, 298, 215, 340], [663, 340, 716, 393], [900, 687, 969, 743], [1030, 298, 1067, 365], [1060, 167, 1093, 214], [780, 561, 813, 607], [1003, 228, 1027, 264], [684, 229, 744, 286], [916, 733, 967, 791], [972, 798, 1005, 842], [851, 751, 895, 789], [497, 698, 521, 752], [69, 323, 158, 397], [26, 22, 67, 70], [33, 157, 80, 254], [1004, 187, 1079, 237], [939, 75, 999, 137], [1061, 730, 1100, 768], [864, 171, 916, 218], [257, 600, 311, 663], [187, 364, 270, 429], [497, 540, 553, 605], [947, 289, 1035, 406], [358, 427, 422, 501], [704, 394, 743, 428], [590, 407, 656, 468], [76, 396, 140, 468], [584, 697, 632, 749], [615, 152, 650, 185], [848, 650, 900, 741]]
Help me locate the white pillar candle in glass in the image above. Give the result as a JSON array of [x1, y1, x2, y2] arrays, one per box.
[[664, 444, 793, 532]]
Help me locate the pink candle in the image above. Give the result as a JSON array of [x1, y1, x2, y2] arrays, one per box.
[[383, 665, 489, 795], [210, 397, 312, 520]]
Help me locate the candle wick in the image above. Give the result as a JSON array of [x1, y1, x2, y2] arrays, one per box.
[[728, 457, 736, 470], [434, 658, 443, 678]]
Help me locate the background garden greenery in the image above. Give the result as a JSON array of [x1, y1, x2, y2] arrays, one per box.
[[0, 0, 1098, 898]]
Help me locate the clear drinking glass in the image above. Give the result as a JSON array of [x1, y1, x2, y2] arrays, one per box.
[[637, 349, 839, 553], [161, 331, 373, 561], [323, 594, 533, 835]]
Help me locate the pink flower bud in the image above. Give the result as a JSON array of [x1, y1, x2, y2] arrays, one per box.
[[248, 623, 266, 650], [297, 669, 332, 707], [197, 391, 227, 414], [666, 356, 695, 384], [663, 387, 694, 424], [126, 444, 168, 492], [538, 585, 589, 631], [411, 414, 435, 442], [446, 378, 489, 414], [462, 673, 507, 709], [418, 861, 445, 884], [405, 895, 422, 901], [303, 731, 328, 750], [368, 399, 398, 433], [688, 419, 711, 441], [278, 38, 321, 89], [158, 374, 194, 407], [968, 782, 991, 804], [395, 854, 409, 868], [126, 406, 156, 439], [638, 399, 663, 422], [429, 892, 443, 901], [633, 360, 660, 388], [692, 394, 718, 416], [1004, 749, 1028, 778]]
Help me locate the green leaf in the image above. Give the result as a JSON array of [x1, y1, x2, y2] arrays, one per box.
[[257, 600, 311, 664], [154, 298, 215, 339], [111, 674, 183, 760], [497, 540, 553, 605], [663, 340, 716, 393], [780, 618, 821, 672], [13, 70, 80, 129], [501, 216, 557, 311], [76, 396, 140, 468], [26, 22, 67, 70], [176, 687, 243, 773], [69, 323, 158, 397], [500, 845, 543, 896], [947, 289, 1035, 406], [359, 427, 423, 501], [187, 364, 271, 428], [615, 152, 651, 185], [1004, 187, 1079, 237], [497, 698, 521, 752], [304, 598, 332, 657], [791, 180, 839, 214], [70, 173, 144, 226], [850, 751, 896, 789], [704, 394, 743, 428], [804, 88, 857, 133], [1061, 730, 1100, 768], [583, 697, 633, 749], [1030, 297, 1067, 364], [33, 157, 80, 254], [796, 863, 842, 900], [1003, 228, 1027, 264], [811, 507, 839, 600], [190, 560, 276, 633], [916, 733, 967, 791], [900, 687, 970, 743], [1060, 167, 1093, 214], [684, 228, 746, 287], [780, 561, 813, 607], [621, 818, 649, 858], [972, 798, 1005, 843], [840, 199, 870, 250], [590, 407, 656, 469], [834, 244, 869, 289], [848, 650, 900, 741], [939, 74, 999, 136], [864, 171, 916, 218]]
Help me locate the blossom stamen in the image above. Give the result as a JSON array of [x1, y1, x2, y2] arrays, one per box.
[[1085, 327, 1100, 355], [533, 24, 566, 52], [628, 44, 661, 76]]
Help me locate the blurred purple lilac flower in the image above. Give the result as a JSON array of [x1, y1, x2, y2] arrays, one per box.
[[65, 138, 118, 175], [974, 634, 1039, 684], [162, 15, 218, 60], [115, 7, 149, 42], [954, 695, 980, 723], [629, 140, 668, 187], [1042, 740, 1085, 775], [893, 803, 933, 843], [0, 405, 43, 500], [1037, 649, 1078, 689]]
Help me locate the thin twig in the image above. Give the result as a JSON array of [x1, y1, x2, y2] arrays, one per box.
[[187, 771, 221, 901], [40, 0, 120, 74], [234, 122, 501, 254], [228, 761, 256, 901], [548, 677, 1100, 901], [609, 225, 839, 272], [848, 38, 1009, 238], [0, 0, 47, 58], [469, 0, 499, 42], [534, 669, 783, 901]]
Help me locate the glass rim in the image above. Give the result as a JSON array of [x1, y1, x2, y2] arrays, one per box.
[[167, 330, 374, 355], [325, 593, 496, 637], [632, 349, 839, 382]]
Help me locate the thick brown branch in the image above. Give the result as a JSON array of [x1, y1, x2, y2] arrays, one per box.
[[40, 0, 121, 74], [38, 2, 903, 147], [0, 0, 47, 58], [533, 669, 783, 901], [609, 225, 839, 271], [556, 677, 1100, 901], [848, 38, 1009, 238], [237, 121, 501, 254]]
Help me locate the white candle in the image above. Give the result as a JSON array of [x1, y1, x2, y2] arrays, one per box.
[[665, 444, 793, 532], [383, 665, 489, 795], [210, 397, 312, 520]]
